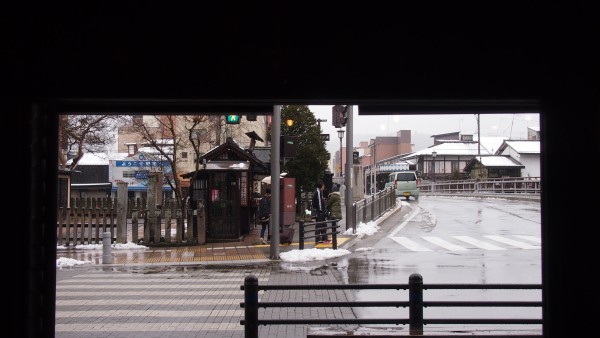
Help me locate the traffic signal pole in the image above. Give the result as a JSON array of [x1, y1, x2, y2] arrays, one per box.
[[269, 105, 281, 259], [345, 105, 354, 232]]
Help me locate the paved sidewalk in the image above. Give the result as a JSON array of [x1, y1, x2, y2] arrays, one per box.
[[56, 215, 357, 267], [57, 193, 537, 267]]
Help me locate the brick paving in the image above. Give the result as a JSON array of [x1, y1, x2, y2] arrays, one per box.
[[55, 256, 360, 337], [55, 207, 366, 338]]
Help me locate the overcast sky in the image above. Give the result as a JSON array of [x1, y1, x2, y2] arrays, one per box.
[[309, 105, 540, 155]]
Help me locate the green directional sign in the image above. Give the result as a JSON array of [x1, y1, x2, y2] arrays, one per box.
[[226, 115, 240, 124]]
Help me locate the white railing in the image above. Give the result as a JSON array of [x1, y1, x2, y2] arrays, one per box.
[[419, 177, 541, 195]]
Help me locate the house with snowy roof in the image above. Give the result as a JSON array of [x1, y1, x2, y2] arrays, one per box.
[[395, 132, 539, 181], [463, 140, 540, 179]]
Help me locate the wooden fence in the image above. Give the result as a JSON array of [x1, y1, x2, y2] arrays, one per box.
[[56, 197, 190, 247]]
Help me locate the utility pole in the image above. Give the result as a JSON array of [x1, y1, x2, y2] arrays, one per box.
[[476, 114, 481, 155], [270, 105, 281, 260], [344, 105, 354, 232]]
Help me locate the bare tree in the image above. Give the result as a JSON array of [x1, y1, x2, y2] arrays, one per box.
[[58, 114, 129, 171], [129, 116, 181, 207], [125, 114, 268, 242], [183, 115, 213, 202], [127, 115, 226, 206]]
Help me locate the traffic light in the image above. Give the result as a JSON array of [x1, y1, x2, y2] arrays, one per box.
[[280, 135, 297, 158], [226, 115, 240, 124], [332, 105, 342, 128], [332, 105, 347, 128]]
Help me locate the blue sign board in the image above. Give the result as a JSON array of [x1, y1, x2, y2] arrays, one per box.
[[135, 170, 149, 179], [115, 160, 170, 167]]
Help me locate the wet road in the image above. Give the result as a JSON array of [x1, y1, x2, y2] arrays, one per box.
[[341, 195, 542, 334], [343, 195, 541, 283]]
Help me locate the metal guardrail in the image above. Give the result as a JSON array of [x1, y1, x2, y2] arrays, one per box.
[[298, 220, 341, 249], [419, 177, 541, 195], [295, 188, 396, 250], [240, 273, 542, 337], [353, 187, 397, 226]]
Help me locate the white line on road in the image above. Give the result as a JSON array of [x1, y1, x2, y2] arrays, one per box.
[[513, 235, 542, 244], [387, 206, 421, 238], [389, 237, 432, 251], [422, 236, 469, 251], [485, 235, 541, 249], [453, 236, 506, 250]]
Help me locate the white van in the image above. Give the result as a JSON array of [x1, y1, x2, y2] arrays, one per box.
[[384, 171, 420, 201]]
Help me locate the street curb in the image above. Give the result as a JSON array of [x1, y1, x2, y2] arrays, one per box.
[[339, 200, 403, 250]]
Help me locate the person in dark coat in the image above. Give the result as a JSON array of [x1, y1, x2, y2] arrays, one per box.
[[257, 188, 271, 243], [312, 181, 328, 243]]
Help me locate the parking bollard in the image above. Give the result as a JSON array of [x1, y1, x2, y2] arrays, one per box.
[[102, 231, 113, 264]]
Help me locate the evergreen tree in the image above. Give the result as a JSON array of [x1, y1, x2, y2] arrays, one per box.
[[278, 105, 329, 194]]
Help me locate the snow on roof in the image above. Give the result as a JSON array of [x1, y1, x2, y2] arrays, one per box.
[[138, 145, 174, 155], [67, 152, 129, 165], [475, 136, 509, 154], [406, 142, 492, 158], [401, 136, 512, 160], [504, 140, 540, 154], [142, 138, 174, 145], [475, 155, 524, 167]]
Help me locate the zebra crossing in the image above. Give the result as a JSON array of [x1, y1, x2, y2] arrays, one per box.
[[389, 234, 541, 252], [55, 267, 272, 338], [55, 262, 352, 338]]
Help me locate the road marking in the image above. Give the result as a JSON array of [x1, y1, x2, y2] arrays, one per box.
[[387, 206, 421, 238], [389, 236, 432, 251], [55, 269, 271, 335], [422, 236, 469, 251], [485, 235, 541, 249], [389, 235, 542, 251], [453, 236, 506, 250], [56, 309, 244, 318], [514, 235, 542, 244]]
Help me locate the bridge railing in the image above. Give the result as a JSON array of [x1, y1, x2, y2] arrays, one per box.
[[240, 273, 542, 337], [419, 177, 541, 195]]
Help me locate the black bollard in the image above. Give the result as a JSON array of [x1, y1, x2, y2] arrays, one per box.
[[331, 220, 338, 249], [243, 275, 259, 338], [409, 273, 423, 335], [299, 221, 305, 250]]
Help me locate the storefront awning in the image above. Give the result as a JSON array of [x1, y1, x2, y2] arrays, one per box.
[[379, 164, 410, 172], [111, 185, 173, 192]]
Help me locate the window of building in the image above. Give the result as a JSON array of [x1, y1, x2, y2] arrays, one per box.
[[123, 171, 136, 178], [451, 161, 460, 173]]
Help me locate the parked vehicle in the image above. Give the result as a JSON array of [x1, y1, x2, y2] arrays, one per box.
[[384, 171, 420, 200]]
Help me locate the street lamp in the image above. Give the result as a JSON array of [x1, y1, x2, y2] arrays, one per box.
[[431, 151, 437, 182], [337, 129, 345, 177]]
